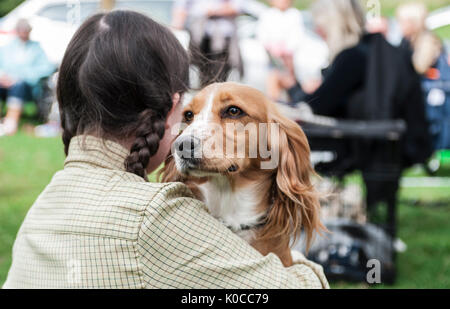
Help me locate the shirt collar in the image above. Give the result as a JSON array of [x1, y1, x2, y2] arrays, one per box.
[[64, 135, 130, 171]]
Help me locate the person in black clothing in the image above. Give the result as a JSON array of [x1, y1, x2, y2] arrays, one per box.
[[397, 2, 442, 76], [286, 40, 367, 118], [280, 0, 432, 168], [279, 0, 432, 235]]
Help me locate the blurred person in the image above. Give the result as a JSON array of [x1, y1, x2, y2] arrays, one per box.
[[172, 0, 244, 87], [281, 0, 431, 167], [0, 19, 55, 136], [396, 2, 443, 75], [397, 3, 450, 151], [256, 0, 313, 101], [366, 16, 389, 37]]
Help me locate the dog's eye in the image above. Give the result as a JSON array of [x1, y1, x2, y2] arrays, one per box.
[[184, 111, 194, 122], [224, 106, 245, 118]]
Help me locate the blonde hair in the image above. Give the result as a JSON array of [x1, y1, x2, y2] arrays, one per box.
[[412, 31, 442, 74], [396, 2, 441, 74], [396, 2, 428, 36], [312, 0, 365, 61]]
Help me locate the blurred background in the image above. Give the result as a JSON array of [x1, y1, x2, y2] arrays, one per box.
[[0, 0, 449, 288]]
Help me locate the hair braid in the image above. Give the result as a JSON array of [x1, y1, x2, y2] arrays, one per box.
[[125, 109, 167, 181]]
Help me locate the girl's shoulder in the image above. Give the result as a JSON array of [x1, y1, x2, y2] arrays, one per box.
[[135, 181, 202, 207], [145, 181, 196, 199], [138, 181, 207, 218]]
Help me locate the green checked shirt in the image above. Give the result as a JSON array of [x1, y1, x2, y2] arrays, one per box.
[[3, 135, 329, 289]]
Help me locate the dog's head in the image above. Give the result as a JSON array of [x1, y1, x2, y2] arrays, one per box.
[[161, 82, 324, 248]]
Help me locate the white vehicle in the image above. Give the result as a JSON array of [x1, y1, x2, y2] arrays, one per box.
[[0, 0, 328, 93]]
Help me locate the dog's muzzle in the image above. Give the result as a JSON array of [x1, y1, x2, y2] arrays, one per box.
[[173, 134, 239, 174], [174, 135, 202, 165]]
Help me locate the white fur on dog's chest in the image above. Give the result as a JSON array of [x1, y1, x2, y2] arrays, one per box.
[[197, 176, 265, 241]]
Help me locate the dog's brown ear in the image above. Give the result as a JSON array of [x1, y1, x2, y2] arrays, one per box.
[[158, 154, 182, 183], [263, 109, 325, 251]]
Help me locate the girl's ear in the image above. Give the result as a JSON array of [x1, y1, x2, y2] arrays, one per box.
[[158, 93, 184, 182], [263, 110, 325, 251], [172, 93, 181, 106], [166, 93, 183, 130]]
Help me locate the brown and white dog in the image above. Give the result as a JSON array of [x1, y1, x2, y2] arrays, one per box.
[[161, 82, 324, 267]]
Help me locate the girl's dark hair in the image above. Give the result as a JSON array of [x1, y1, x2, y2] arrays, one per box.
[[57, 10, 189, 180]]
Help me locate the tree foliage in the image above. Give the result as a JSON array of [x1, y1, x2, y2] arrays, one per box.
[[0, 0, 25, 18]]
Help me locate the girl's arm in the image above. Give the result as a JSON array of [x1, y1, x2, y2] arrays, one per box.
[[137, 182, 329, 289]]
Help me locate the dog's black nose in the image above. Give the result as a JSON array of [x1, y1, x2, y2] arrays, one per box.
[[175, 135, 201, 159]]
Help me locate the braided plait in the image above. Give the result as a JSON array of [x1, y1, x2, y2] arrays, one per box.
[[125, 110, 167, 181]]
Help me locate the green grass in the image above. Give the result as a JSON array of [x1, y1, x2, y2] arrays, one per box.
[[435, 25, 450, 41], [1, 131, 449, 288], [332, 186, 450, 289], [0, 132, 65, 283]]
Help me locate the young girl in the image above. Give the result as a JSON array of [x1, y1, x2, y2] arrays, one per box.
[[3, 10, 328, 289]]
